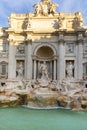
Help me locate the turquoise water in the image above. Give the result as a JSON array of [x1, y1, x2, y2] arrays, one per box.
[[0, 107, 87, 130]]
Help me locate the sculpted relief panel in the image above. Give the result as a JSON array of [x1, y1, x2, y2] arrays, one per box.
[[16, 44, 25, 54], [65, 43, 75, 54]]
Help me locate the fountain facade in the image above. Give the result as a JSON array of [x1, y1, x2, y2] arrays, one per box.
[[0, 0, 87, 111]]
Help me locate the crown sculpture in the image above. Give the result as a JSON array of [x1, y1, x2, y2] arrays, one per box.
[[33, 0, 58, 16]]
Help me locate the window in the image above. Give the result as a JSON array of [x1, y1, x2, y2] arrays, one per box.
[[3, 43, 7, 51], [2, 65, 6, 75], [0, 43, 7, 52]]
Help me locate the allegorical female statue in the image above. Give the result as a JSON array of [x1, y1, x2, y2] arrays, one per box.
[[66, 61, 74, 79], [17, 62, 24, 79], [39, 62, 49, 80]]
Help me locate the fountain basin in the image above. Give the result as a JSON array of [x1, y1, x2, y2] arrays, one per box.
[[0, 107, 87, 130]]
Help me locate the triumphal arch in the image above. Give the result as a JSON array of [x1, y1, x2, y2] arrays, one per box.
[[0, 0, 87, 87]]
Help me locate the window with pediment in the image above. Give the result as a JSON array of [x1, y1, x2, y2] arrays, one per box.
[[0, 43, 8, 52], [0, 61, 8, 78], [2, 64, 6, 75]]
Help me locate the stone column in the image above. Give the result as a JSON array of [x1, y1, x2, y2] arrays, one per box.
[[58, 33, 65, 80], [74, 43, 78, 79], [77, 33, 83, 79], [26, 40, 32, 80], [53, 59, 56, 80], [8, 40, 16, 79], [34, 59, 36, 80], [50, 61, 52, 79]]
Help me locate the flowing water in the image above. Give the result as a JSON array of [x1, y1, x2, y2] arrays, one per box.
[[0, 107, 87, 130]]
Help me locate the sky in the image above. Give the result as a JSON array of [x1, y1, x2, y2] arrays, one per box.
[[0, 0, 87, 27]]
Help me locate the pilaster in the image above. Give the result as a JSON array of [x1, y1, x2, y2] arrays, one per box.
[[25, 32, 32, 80], [8, 40, 16, 79], [34, 59, 36, 80], [53, 59, 57, 80], [77, 32, 83, 80], [25, 41, 32, 80], [58, 32, 65, 80]]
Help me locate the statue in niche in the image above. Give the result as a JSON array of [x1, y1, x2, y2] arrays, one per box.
[[66, 61, 74, 79], [16, 62, 24, 79], [39, 62, 49, 80]]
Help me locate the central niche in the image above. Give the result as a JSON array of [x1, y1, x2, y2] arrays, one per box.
[[36, 46, 54, 58], [33, 46, 57, 80]]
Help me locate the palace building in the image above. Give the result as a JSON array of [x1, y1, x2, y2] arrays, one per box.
[[0, 0, 87, 87]]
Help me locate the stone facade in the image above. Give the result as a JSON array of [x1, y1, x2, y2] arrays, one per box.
[[0, 0, 87, 87]]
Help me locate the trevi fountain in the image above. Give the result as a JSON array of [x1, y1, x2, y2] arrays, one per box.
[[1, 0, 87, 129], [0, 0, 87, 112]]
